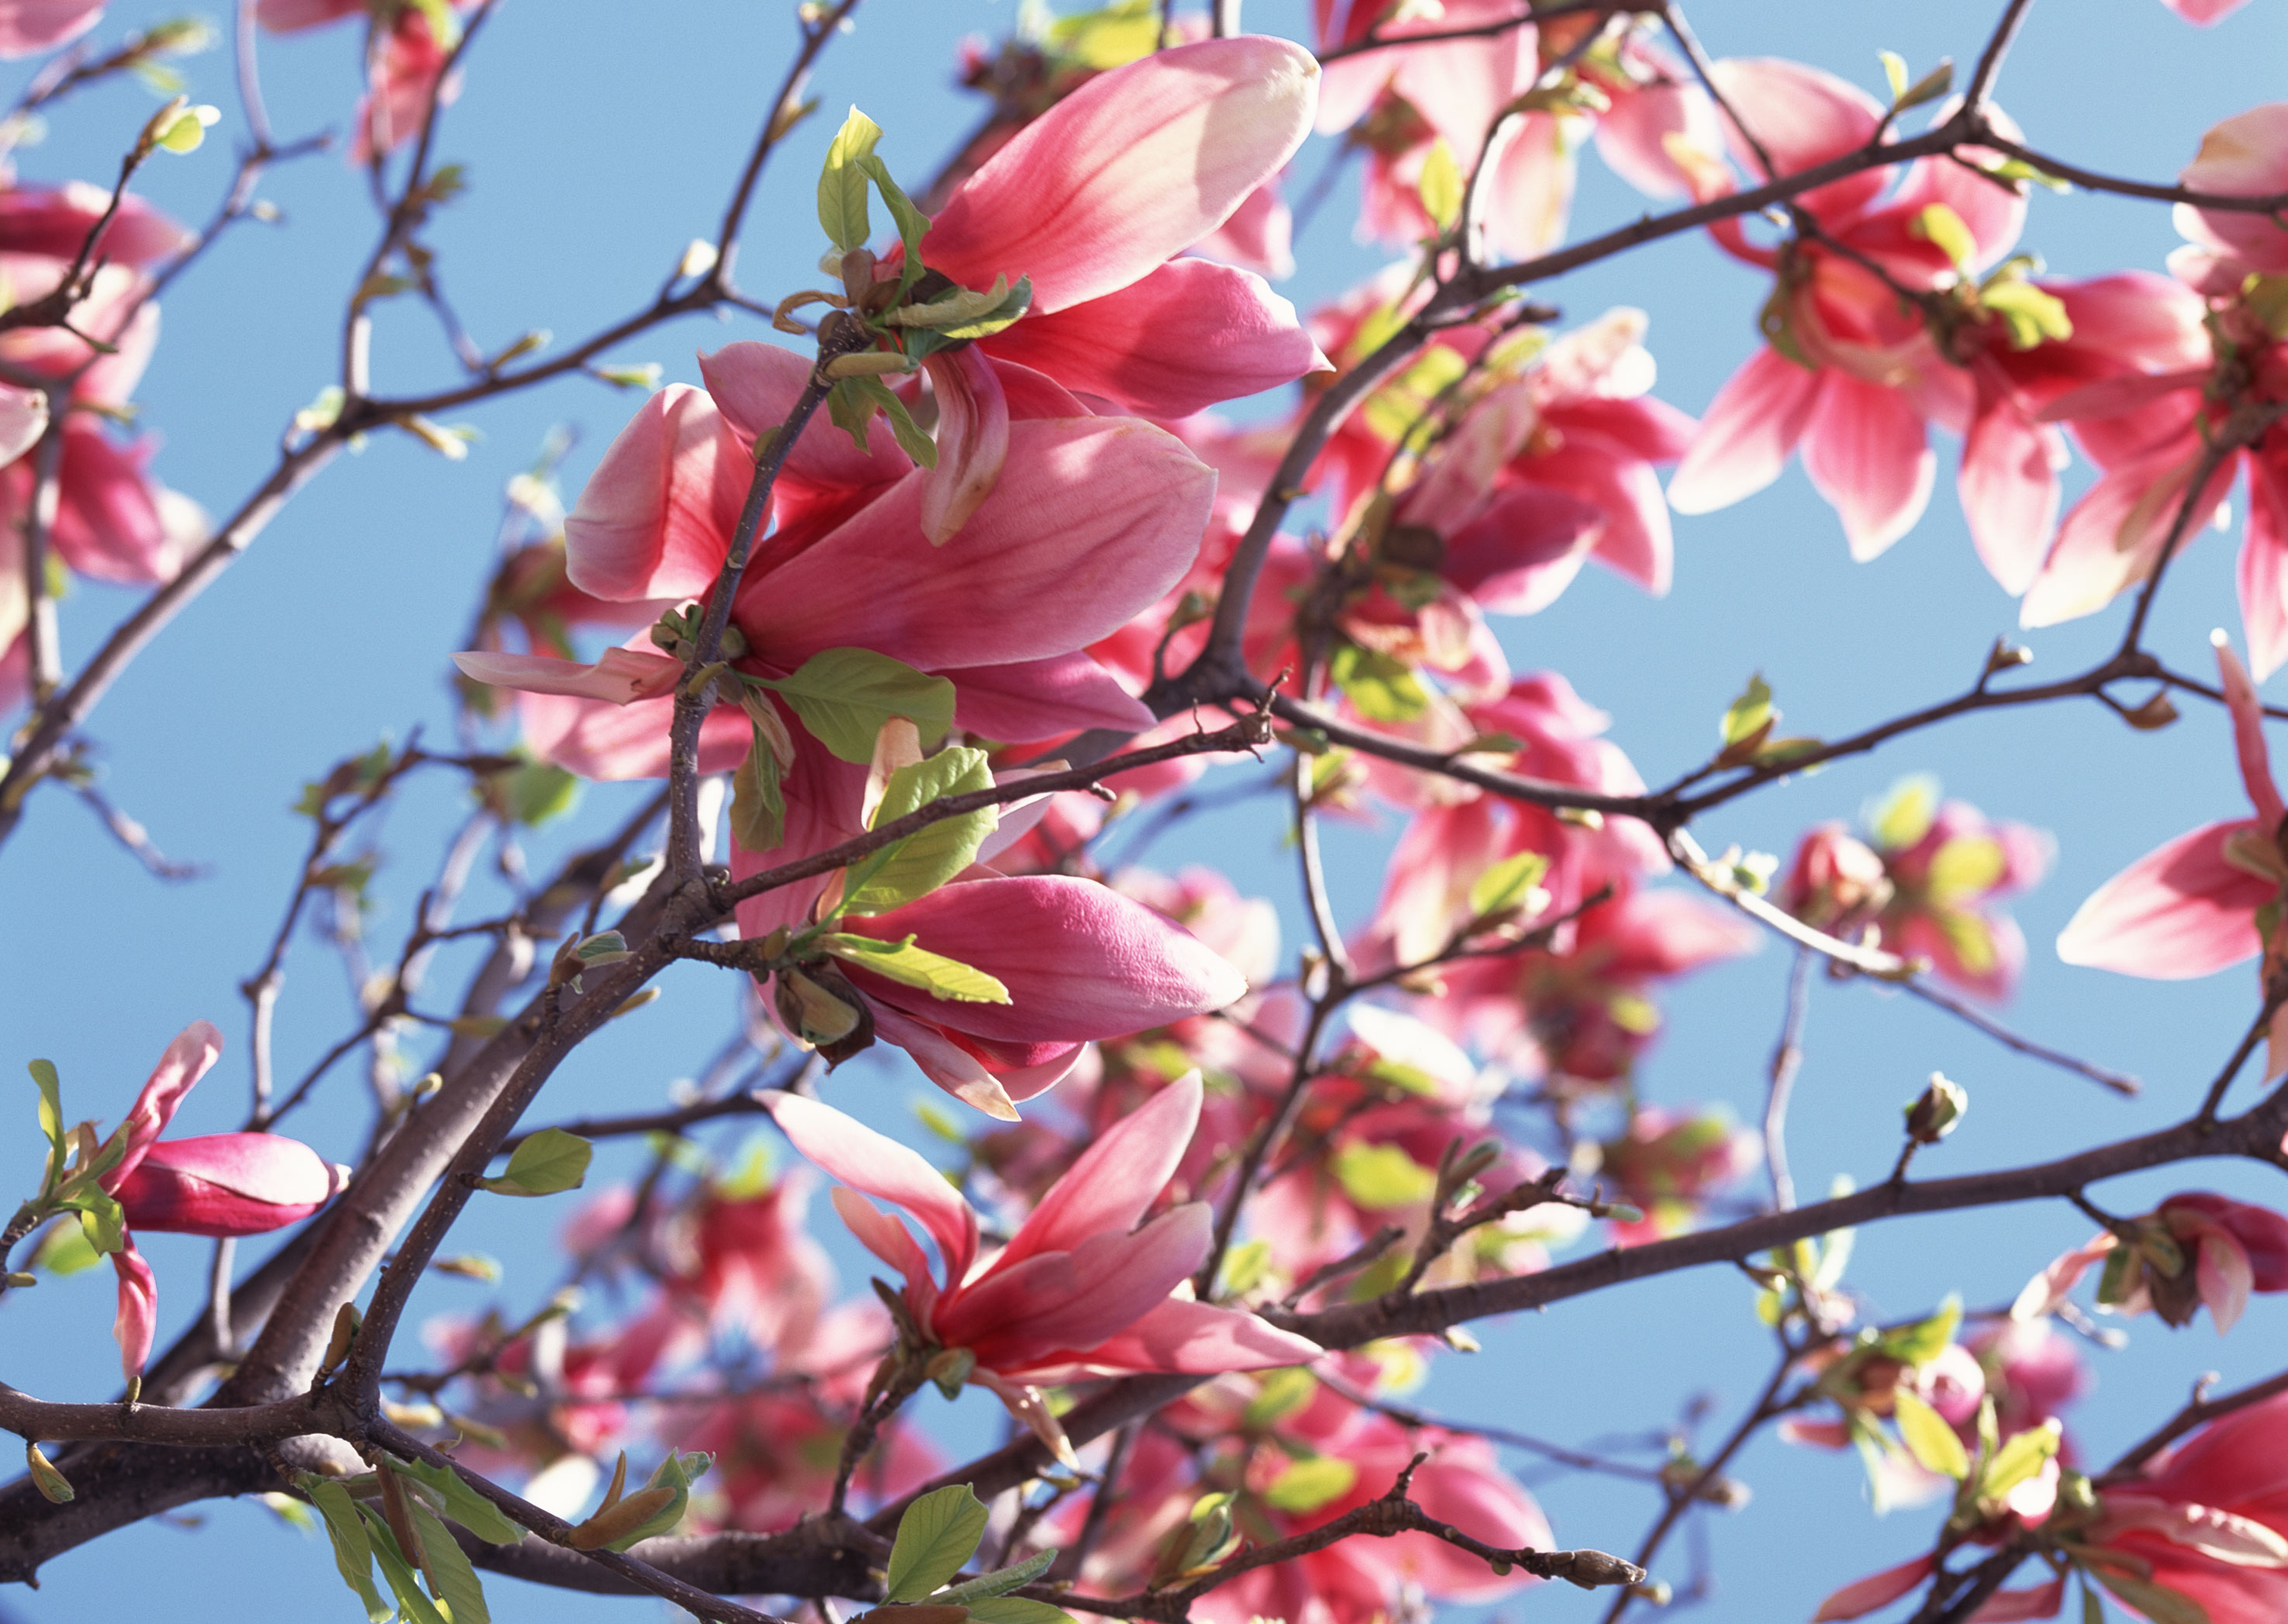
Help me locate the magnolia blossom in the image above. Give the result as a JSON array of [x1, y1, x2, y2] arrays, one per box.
[[769, 1073, 1320, 1459], [2058, 634, 2288, 1073], [2013, 1191, 2288, 1335], [259, 0, 475, 163], [0, 0, 104, 56], [1598, 1106, 1761, 1243], [97, 1022, 344, 1377]]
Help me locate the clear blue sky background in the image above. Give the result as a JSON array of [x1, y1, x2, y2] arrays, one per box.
[[6, 2, 2288, 1621]]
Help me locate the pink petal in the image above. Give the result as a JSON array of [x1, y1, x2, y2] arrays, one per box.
[[865, 1001, 1082, 1120], [2011, 1234, 2117, 1320], [1079, 1292, 1324, 1373], [111, 1239, 157, 1380], [257, 0, 365, 28], [982, 258, 1327, 419], [1595, 77, 1725, 201], [2176, 105, 2288, 277], [0, 184, 192, 268], [1968, 1580, 2065, 1622], [111, 1133, 339, 1236], [1398, 1446, 1555, 1598], [699, 341, 913, 490], [1707, 58, 1889, 219], [1668, 347, 1823, 514], [1553, 394, 1700, 465], [2165, 1193, 2288, 1291], [2214, 630, 2287, 827], [2020, 447, 2237, 628], [920, 347, 1010, 544], [562, 384, 746, 603], [451, 644, 683, 704], [516, 687, 749, 782], [945, 653, 1153, 741], [2196, 1225, 2257, 1333], [2055, 820, 2274, 978], [925, 36, 1319, 315], [843, 875, 1248, 1043], [47, 423, 172, 585], [1528, 439, 1674, 594], [736, 418, 1213, 672], [944, 1206, 1211, 1368], [1440, 482, 1604, 614], [1002, 1073, 1202, 1265], [2160, 0, 2255, 19], [0, 384, 43, 466], [1813, 1554, 1936, 1622], [768, 1091, 978, 1287], [0, 0, 104, 57], [2240, 455, 2288, 682], [1190, 176, 1294, 280], [1888, 106, 2030, 274], [828, 1186, 940, 1318], [1960, 369, 2066, 596], [1800, 372, 1936, 560], [105, 1020, 224, 1187]]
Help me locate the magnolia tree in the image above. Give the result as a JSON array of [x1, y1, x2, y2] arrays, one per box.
[[5, 1, 2288, 1622]]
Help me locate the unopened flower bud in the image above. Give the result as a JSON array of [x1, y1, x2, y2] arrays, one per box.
[[772, 962, 876, 1066], [1904, 1073, 1967, 1145]]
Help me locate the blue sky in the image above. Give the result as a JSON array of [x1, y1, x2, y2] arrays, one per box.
[[6, 2, 2288, 1621]]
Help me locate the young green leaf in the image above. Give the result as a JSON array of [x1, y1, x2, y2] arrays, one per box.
[[1868, 773, 1941, 851], [406, 1497, 491, 1624], [358, 1505, 449, 1624], [855, 153, 931, 293], [755, 648, 957, 763], [29, 1058, 64, 1194], [842, 747, 996, 915], [966, 1600, 1077, 1624], [1979, 1419, 2062, 1504], [596, 1450, 709, 1552], [498, 762, 581, 828], [935, 1547, 1059, 1605], [1262, 1456, 1358, 1513], [1331, 1142, 1438, 1210], [63, 1187, 127, 1255], [477, 1128, 593, 1197], [25, 1443, 72, 1503], [818, 934, 1011, 1004], [392, 1457, 526, 1545], [1719, 675, 1775, 748], [1417, 136, 1464, 233], [1891, 1390, 1969, 1481], [817, 107, 883, 252], [1876, 1294, 1962, 1367], [1329, 642, 1429, 723], [731, 723, 789, 853], [1467, 850, 1551, 922], [884, 1483, 992, 1602], [299, 1476, 392, 1624], [1912, 202, 1977, 271]]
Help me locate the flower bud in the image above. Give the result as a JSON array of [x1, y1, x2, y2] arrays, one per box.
[[772, 962, 876, 1065], [1904, 1073, 1968, 1145], [112, 1132, 343, 1236], [925, 1346, 976, 1399]]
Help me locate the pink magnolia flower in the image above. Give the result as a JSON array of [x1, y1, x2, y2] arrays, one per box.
[[2013, 1191, 2288, 1335], [259, 0, 473, 164], [1665, 60, 2100, 589], [2074, 1391, 2288, 1624], [96, 1022, 344, 1377], [0, 0, 104, 57], [1783, 779, 2051, 1000], [2156, 0, 2258, 27], [769, 1072, 1321, 1458], [1597, 1105, 1760, 1242], [1813, 1555, 2062, 1622], [2057, 634, 2288, 1071], [2021, 112, 2288, 664], [907, 34, 1325, 535]]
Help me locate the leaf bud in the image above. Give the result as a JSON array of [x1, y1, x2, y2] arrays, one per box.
[[4, 1272, 34, 1288], [2120, 691, 2179, 731], [1904, 1073, 1968, 1145], [569, 1483, 679, 1550], [924, 1346, 976, 1399], [26, 1442, 73, 1503], [772, 962, 876, 1065], [320, 1300, 361, 1373]]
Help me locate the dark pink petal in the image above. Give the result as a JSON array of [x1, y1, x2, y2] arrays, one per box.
[[451, 645, 683, 705], [925, 36, 1319, 314], [104, 1020, 223, 1188], [0, 0, 104, 56], [1668, 347, 1823, 515], [844, 875, 1247, 1043], [1440, 482, 1603, 614], [562, 384, 747, 603], [1968, 1580, 2064, 1622], [1078, 1293, 1324, 1374], [865, 1002, 1084, 1120], [2165, 1194, 2288, 1293], [110, 1240, 157, 1380], [699, 341, 913, 491], [2214, 630, 2287, 828], [1526, 438, 1674, 594], [920, 347, 1010, 544], [1800, 372, 1936, 560], [1003, 1073, 1202, 1266], [1960, 369, 2066, 596], [2241, 455, 2288, 682], [0, 184, 191, 268], [516, 688, 748, 782], [1813, 1555, 1936, 1622], [47, 423, 173, 585], [945, 653, 1153, 741], [2056, 819, 2274, 978], [257, 0, 365, 30], [943, 1205, 1211, 1368], [738, 419, 1213, 672], [982, 259, 1326, 419], [769, 1091, 979, 1287], [112, 1133, 340, 1236], [1190, 176, 1294, 280], [1550, 395, 1699, 464], [828, 1187, 940, 1320]]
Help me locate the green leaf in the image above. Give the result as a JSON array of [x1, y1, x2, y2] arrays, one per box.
[[63, 1187, 126, 1255], [1877, 1294, 1961, 1367], [1418, 137, 1464, 233], [1720, 675, 1774, 748], [1979, 1419, 2062, 1503], [855, 154, 932, 293], [818, 933, 1011, 1004], [935, 1548, 1058, 1604], [1329, 642, 1429, 723], [1935, 907, 1999, 975], [299, 1476, 391, 1624], [1868, 772, 1940, 850], [1891, 57, 1953, 113], [32, 1216, 99, 1276], [1046, 0, 1161, 67], [477, 1128, 592, 1197], [1263, 1456, 1358, 1513], [755, 648, 956, 764], [1467, 850, 1550, 921], [1243, 1369, 1318, 1429], [842, 747, 996, 914], [966, 1600, 1077, 1624], [828, 374, 938, 468], [1331, 1142, 1438, 1211], [1926, 834, 2006, 903], [598, 1450, 709, 1551], [406, 1498, 491, 1624], [499, 762, 581, 828], [1891, 1390, 1969, 1481], [884, 1483, 991, 1602], [730, 724, 788, 854], [1219, 1238, 1273, 1297], [393, 1458, 525, 1546], [1981, 278, 2073, 349], [1878, 49, 1910, 101], [889, 275, 1032, 340], [29, 1058, 64, 1194], [817, 107, 883, 252], [1359, 347, 1467, 444], [1912, 202, 1977, 270], [2090, 1570, 2209, 1624], [358, 1506, 449, 1624]]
